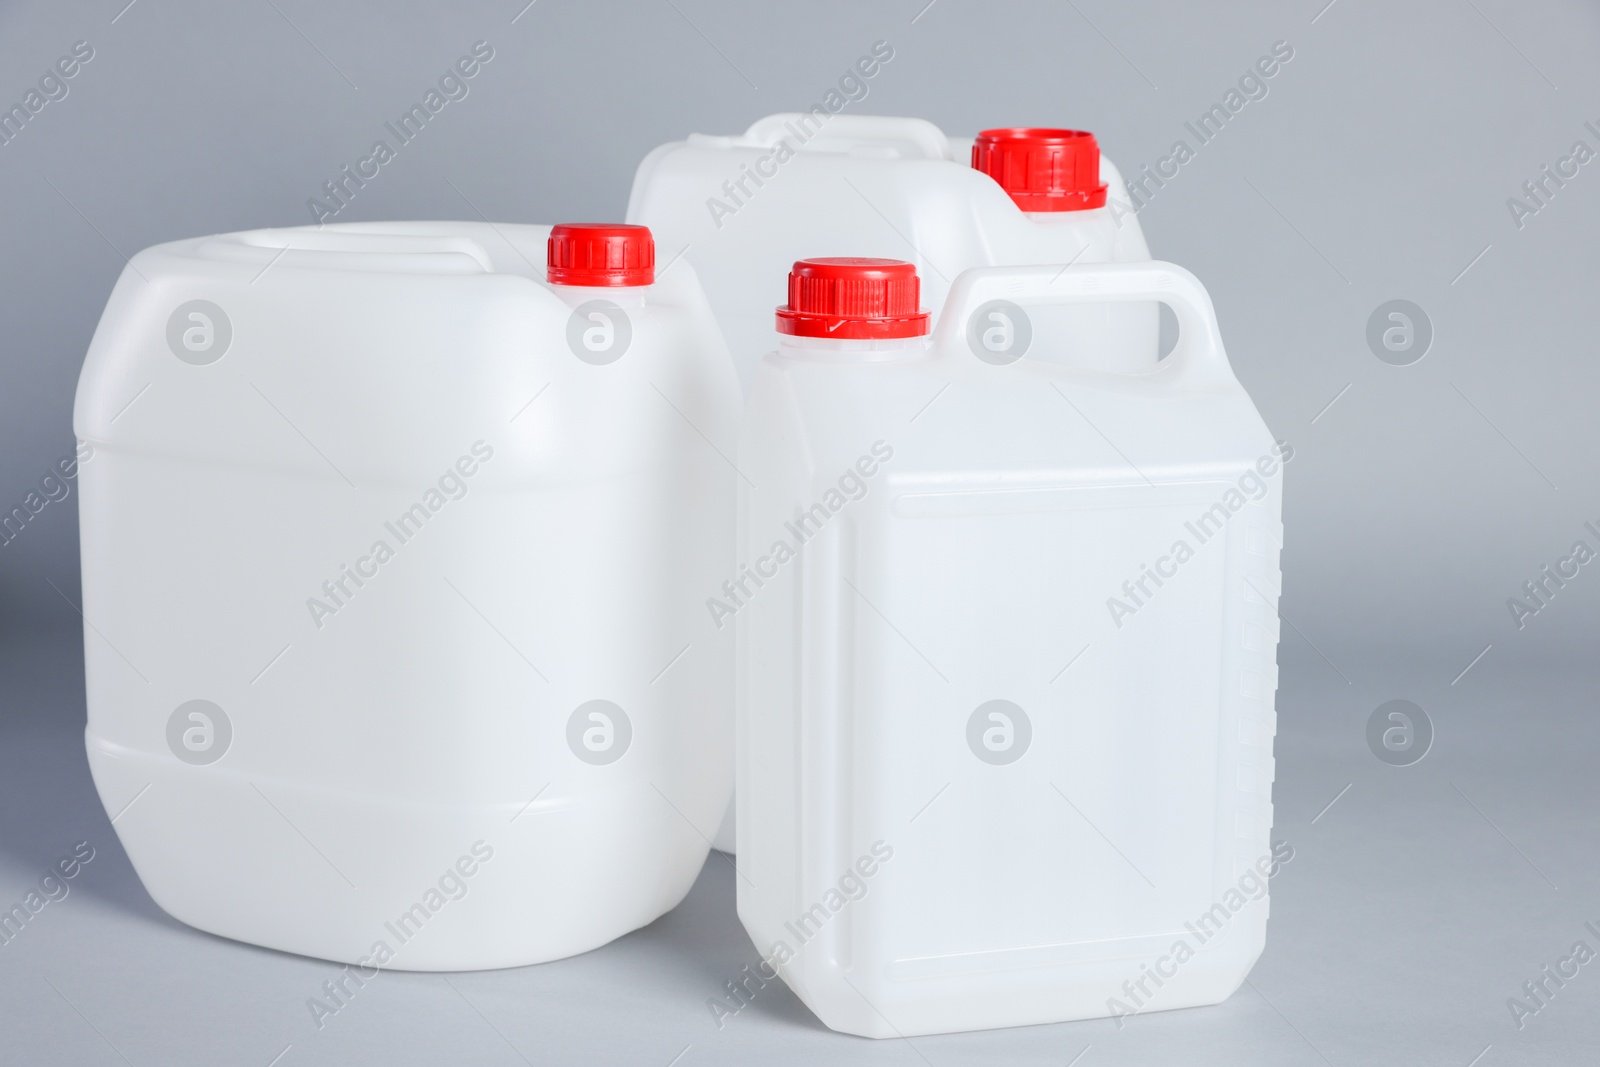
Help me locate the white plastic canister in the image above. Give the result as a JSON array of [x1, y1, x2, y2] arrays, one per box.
[[631, 116, 1159, 851], [736, 257, 1285, 1036], [75, 221, 740, 969], [628, 114, 1157, 389]]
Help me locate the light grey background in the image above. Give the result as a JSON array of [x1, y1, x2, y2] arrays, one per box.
[[2, 0, 1597, 1063]]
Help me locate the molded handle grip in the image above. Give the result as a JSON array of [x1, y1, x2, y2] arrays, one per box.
[[235, 229, 495, 272], [936, 261, 1236, 389], [740, 113, 953, 161]]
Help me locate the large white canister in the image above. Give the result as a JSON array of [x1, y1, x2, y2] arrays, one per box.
[[75, 221, 740, 969], [629, 115, 1158, 390], [735, 257, 1285, 1036], [631, 116, 1160, 851]]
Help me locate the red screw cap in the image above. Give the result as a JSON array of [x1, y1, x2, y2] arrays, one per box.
[[547, 223, 655, 286], [776, 258, 930, 340], [972, 128, 1107, 212]]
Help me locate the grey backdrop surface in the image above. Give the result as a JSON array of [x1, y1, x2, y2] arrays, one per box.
[[1, 0, 1597, 1064]]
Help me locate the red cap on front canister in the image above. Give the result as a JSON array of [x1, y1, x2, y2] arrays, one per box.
[[972, 128, 1107, 211], [547, 223, 655, 286], [775, 258, 930, 339]]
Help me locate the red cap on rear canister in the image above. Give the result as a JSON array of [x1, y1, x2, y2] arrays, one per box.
[[775, 258, 930, 340], [547, 223, 655, 286], [972, 128, 1107, 211]]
